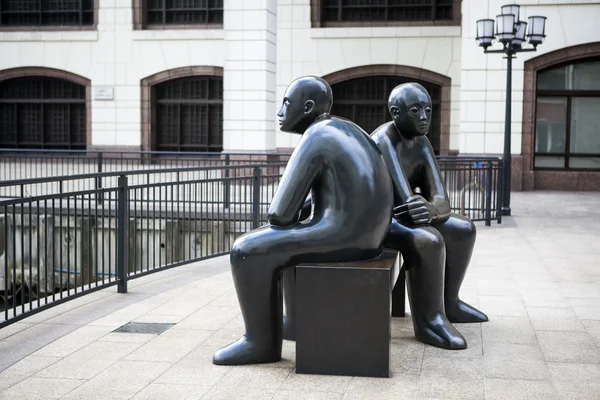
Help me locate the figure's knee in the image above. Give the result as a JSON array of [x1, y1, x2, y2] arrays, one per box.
[[230, 238, 250, 267], [445, 214, 476, 242], [409, 226, 445, 255]]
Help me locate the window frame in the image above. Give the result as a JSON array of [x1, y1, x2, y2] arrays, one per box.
[[310, 0, 462, 28], [534, 58, 600, 171], [133, 0, 223, 30], [141, 67, 224, 154], [0, 75, 88, 150], [0, 0, 98, 31]]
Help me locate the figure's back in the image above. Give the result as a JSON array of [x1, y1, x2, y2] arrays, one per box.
[[308, 116, 393, 250]]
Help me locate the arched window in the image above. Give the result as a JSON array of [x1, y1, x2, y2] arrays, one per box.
[[153, 76, 223, 152], [534, 58, 600, 170], [330, 76, 442, 154], [0, 76, 87, 149]]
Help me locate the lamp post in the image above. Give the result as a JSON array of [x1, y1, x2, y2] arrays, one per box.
[[476, 5, 547, 216]]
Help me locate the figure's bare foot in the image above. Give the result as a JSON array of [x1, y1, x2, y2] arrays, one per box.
[[414, 312, 467, 350], [283, 316, 296, 341], [212, 336, 281, 365], [446, 299, 488, 323]]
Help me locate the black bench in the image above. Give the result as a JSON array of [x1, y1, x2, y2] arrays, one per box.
[[295, 249, 406, 378]]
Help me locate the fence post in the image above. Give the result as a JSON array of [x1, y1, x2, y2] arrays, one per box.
[[496, 161, 503, 224], [96, 152, 104, 205], [224, 154, 231, 208], [485, 161, 492, 226], [117, 175, 129, 294], [252, 166, 261, 229]]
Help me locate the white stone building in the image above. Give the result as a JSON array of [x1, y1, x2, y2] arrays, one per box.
[[0, 0, 599, 190]]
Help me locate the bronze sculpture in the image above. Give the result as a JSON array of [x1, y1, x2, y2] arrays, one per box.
[[212, 76, 395, 365], [371, 82, 488, 349]]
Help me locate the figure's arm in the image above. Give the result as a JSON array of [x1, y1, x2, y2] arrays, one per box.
[[376, 135, 413, 205], [298, 194, 312, 221], [268, 133, 322, 226], [417, 137, 451, 224]]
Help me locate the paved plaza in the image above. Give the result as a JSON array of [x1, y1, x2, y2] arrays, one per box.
[[0, 191, 599, 399]]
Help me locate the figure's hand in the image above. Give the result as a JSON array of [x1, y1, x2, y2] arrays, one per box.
[[393, 195, 432, 226]]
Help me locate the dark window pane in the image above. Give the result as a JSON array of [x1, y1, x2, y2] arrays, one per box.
[[0, 0, 94, 26], [570, 97, 600, 154], [323, 0, 452, 22], [154, 76, 223, 152], [0, 76, 86, 150], [535, 97, 567, 154], [569, 157, 600, 169], [330, 76, 441, 154], [538, 59, 600, 91], [534, 156, 565, 169], [146, 0, 223, 25]]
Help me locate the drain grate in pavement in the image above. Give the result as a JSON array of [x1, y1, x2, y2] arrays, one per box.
[[113, 322, 174, 335]]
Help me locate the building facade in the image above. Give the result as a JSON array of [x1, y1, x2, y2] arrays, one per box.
[[0, 0, 598, 190]]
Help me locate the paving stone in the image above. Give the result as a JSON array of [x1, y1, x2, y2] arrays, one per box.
[[477, 279, 521, 297], [0, 377, 85, 400], [0, 322, 35, 341], [483, 342, 551, 381], [345, 374, 419, 399], [526, 307, 586, 332], [32, 325, 115, 357], [478, 296, 527, 317], [485, 378, 558, 399], [124, 328, 213, 363], [0, 355, 60, 377], [154, 345, 232, 386], [217, 365, 293, 389], [202, 385, 276, 400], [131, 383, 210, 400], [280, 372, 353, 393], [581, 320, 600, 346], [272, 389, 343, 399], [481, 316, 537, 345], [62, 360, 173, 400], [173, 305, 241, 331], [391, 338, 425, 375], [417, 356, 485, 399], [520, 288, 568, 308], [536, 331, 600, 364], [35, 341, 142, 379], [548, 363, 600, 400], [568, 298, 600, 320]]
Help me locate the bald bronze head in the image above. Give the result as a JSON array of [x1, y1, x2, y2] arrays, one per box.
[[388, 83, 432, 139], [277, 76, 333, 134]]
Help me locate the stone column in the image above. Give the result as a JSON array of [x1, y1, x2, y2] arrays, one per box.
[[223, 0, 277, 152]]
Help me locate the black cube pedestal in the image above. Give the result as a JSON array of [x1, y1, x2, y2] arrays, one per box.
[[295, 249, 399, 378]]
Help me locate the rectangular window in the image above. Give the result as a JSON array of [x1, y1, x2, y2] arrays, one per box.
[[146, 0, 223, 26], [0, 0, 94, 27], [322, 0, 453, 23], [534, 97, 567, 155], [534, 59, 600, 171], [570, 97, 600, 155]]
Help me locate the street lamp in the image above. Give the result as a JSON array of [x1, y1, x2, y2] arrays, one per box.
[[476, 5, 547, 216]]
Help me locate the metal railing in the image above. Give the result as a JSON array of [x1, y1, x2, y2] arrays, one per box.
[[437, 156, 503, 225], [0, 164, 283, 328], [0, 148, 291, 196]]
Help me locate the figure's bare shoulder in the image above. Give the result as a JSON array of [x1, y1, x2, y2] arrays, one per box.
[[371, 121, 397, 147]]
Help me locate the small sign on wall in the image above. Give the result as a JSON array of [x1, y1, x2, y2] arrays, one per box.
[[93, 86, 114, 100]]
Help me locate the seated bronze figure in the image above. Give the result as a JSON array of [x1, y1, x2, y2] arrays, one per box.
[[371, 82, 488, 349], [212, 76, 395, 365]]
